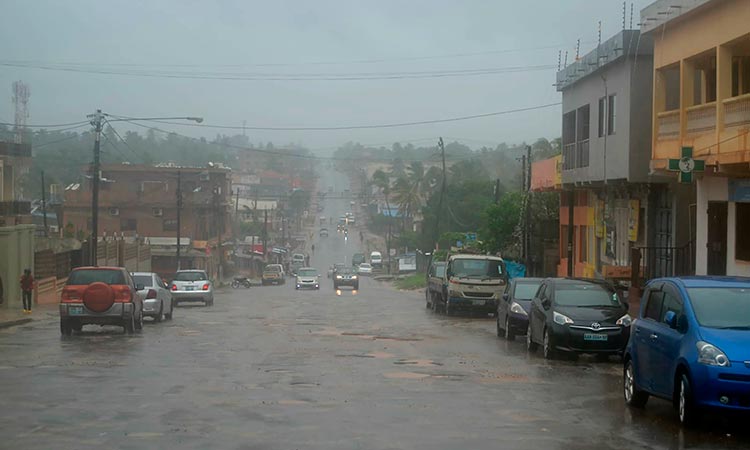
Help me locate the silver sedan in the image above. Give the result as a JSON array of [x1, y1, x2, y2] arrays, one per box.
[[132, 272, 174, 322], [170, 269, 214, 306]]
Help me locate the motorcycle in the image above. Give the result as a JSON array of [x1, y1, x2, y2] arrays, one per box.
[[231, 276, 252, 289]]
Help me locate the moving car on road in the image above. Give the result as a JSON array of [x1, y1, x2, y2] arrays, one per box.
[[328, 263, 346, 278], [170, 270, 214, 306], [357, 263, 372, 275], [290, 253, 306, 275], [295, 267, 321, 290], [496, 277, 543, 341], [352, 253, 366, 267], [262, 264, 286, 285], [623, 277, 750, 427], [133, 271, 174, 322], [319, 227, 329, 237], [527, 278, 631, 360], [370, 251, 383, 269], [333, 267, 359, 290], [60, 266, 144, 335]]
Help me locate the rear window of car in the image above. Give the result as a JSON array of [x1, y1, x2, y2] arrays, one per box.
[[68, 269, 126, 285], [514, 281, 541, 300], [298, 269, 318, 276], [265, 266, 282, 272], [132, 275, 153, 287], [174, 271, 207, 281]]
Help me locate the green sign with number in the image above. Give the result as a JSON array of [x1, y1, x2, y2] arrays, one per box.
[[667, 147, 705, 183]]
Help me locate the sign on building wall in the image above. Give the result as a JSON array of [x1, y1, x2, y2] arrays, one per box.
[[628, 199, 640, 242], [729, 179, 750, 202]]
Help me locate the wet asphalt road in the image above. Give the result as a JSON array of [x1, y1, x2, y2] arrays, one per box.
[[1, 178, 749, 450]]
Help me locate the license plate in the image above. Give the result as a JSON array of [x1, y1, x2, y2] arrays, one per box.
[[69, 306, 84, 315], [583, 333, 608, 341], [472, 300, 485, 306], [185, 286, 194, 291]]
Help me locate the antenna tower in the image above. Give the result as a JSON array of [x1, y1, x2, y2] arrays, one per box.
[[12, 81, 30, 144]]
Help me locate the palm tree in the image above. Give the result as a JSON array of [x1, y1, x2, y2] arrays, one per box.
[[371, 169, 392, 217], [391, 161, 430, 232]]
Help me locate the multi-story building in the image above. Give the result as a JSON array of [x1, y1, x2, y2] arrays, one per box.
[[555, 29, 692, 279], [644, 0, 750, 276], [63, 164, 231, 275]]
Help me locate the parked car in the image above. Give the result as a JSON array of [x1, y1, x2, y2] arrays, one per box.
[[496, 277, 543, 341], [357, 263, 373, 275], [527, 278, 631, 359], [623, 276, 750, 426], [433, 253, 508, 316], [333, 267, 359, 290], [170, 270, 214, 306], [59, 266, 144, 335], [295, 267, 320, 290], [425, 261, 447, 310], [132, 271, 174, 322], [370, 251, 383, 269], [262, 264, 286, 285]]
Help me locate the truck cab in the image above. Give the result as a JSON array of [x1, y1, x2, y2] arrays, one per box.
[[437, 254, 507, 316]]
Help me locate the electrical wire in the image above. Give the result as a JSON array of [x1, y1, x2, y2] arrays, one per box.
[[104, 119, 150, 163], [0, 120, 90, 128], [108, 103, 560, 131]]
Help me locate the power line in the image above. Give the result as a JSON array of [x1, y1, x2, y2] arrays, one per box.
[[0, 120, 89, 128], [104, 119, 149, 163], [109, 103, 560, 131]]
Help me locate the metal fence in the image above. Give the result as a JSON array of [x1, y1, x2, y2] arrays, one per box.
[[635, 242, 694, 282]]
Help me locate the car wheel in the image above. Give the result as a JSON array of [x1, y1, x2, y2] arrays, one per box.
[[155, 302, 164, 323], [72, 322, 83, 332], [543, 328, 555, 360], [60, 319, 73, 336], [426, 290, 432, 309], [231, 280, 240, 289], [526, 323, 538, 352], [496, 314, 504, 337], [678, 373, 699, 427], [124, 313, 135, 334], [135, 309, 144, 331], [504, 315, 515, 341], [624, 360, 649, 408], [165, 301, 174, 320]]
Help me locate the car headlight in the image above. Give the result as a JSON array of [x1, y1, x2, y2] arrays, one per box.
[[510, 302, 528, 316], [616, 314, 632, 327], [553, 311, 574, 325], [352, 275, 358, 279], [336, 275, 342, 279], [697, 341, 731, 367]]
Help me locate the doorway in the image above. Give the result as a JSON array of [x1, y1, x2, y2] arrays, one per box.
[[707, 201, 727, 276]]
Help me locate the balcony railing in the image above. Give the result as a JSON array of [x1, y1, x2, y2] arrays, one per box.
[[656, 110, 680, 140], [686, 102, 716, 135], [562, 143, 575, 170], [576, 139, 590, 168], [0, 200, 31, 216], [635, 242, 694, 282], [724, 93, 750, 128]]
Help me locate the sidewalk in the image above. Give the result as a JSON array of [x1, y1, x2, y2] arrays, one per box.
[[0, 304, 58, 330]]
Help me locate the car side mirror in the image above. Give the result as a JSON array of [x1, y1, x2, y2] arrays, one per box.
[[541, 298, 551, 310], [664, 310, 678, 329], [135, 283, 145, 291], [502, 293, 509, 301]]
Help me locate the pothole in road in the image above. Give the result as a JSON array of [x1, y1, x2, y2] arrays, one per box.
[[335, 353, 375, 358], [393, 359, 443, 367], [178, 330, 202, 336], [473, 372, 531, 383], [373, 336, 422, 342], [290, 381, 320, 387], [277, 399, 311, 405], [383, 371, 431, 380], [366, 351, 395, 359]]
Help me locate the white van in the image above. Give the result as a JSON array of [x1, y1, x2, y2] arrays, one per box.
[[370, 251, 383, 269]]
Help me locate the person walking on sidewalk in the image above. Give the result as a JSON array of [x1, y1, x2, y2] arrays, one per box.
[[20, 269, 34, 313]]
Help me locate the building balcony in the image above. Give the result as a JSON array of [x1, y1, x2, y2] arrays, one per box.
[[724, 93, 750, 128], [686, 102, 717, 136], [656, 110, 680, 141]]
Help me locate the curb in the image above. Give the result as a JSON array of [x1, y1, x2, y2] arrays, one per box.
[[0, 317, 33, 330]]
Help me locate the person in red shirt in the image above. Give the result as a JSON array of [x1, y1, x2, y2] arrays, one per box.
[[19, 269, 34, 313]]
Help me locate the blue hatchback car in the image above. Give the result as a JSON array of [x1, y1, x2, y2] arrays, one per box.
[[623, 277, 750, 426]]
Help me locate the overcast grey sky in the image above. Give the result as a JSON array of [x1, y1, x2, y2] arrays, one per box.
[[1, 0, 653, 153]]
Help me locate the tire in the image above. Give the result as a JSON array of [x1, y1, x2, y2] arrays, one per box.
[[231, 280, 240, 289], [496, 314, 504, 337], [678, 373, 699, 427], [135, 309, 144, 331], [426, 290, 432, 309], [504, 315, 515, 341], [154, 302, 164, 323], [526, 322, 538, 352], [624, 360, 649, 408], [165, 301, 174, 320], [60, 319, 73, 336], [543, 328, 556, 360], [124, 313, 135, 334], [431, 294, 439, 313], [72, 322, 83, 332]]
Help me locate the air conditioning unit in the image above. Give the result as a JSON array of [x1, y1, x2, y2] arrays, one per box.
[[199, 171, 210, 181], [109, 208, 120, 216], [153, 208, 163, 217]]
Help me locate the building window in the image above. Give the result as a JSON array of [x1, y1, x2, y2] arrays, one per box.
[[598, 97, 606, 138], [163, 219, 178, 232], [736, 203, 750, 261], [120, 218, 137, 232], [579, 226, 587, 263], [607, 94, 616, 136]]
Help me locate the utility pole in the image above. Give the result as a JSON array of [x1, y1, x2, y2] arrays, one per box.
[[567, 189, 575, 276], [525, 145, 532, 273], [433, 137, 446, 248], [215, 185, 224, 281], [235, 188, 240, 215], [176, 170, 182, 271], [87, 109, 104, 266], [40, 170, 48, 238], [263, 209, 268, 261]]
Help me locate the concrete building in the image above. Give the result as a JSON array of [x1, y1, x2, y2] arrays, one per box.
[[555, 29, 692, 279], [644, 0, 750, 276]]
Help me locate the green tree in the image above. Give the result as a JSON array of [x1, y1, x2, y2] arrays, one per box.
[[481, 191, 523, 256]]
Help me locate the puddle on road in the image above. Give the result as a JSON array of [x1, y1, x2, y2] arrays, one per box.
[[393, 359, 442, 367], [366, 351, 395, 359], [373, 336, 422, 342], [128, 432, 163, 438], [383, 371, 431, 380], [473, 371, 531, 384], [178, 330, 202, 336], [277, 399, 311, 405], [335, 353, 375, 359], [198, 321, 224, 326]]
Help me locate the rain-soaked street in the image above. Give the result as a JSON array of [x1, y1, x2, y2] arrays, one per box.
[[1, 189, 748, 450]]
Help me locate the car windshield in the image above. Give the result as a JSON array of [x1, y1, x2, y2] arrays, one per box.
[[298, 269, 318, 277], [338, 268, 354, 275], [433, 265, 446, 277], [265, 266, 281, 273], [514, 281, 541, 300], [67, 269, 125, 285], [450, 259, 503, 279], [688, 287, 750, 328], [359, 264, 371, 268], [174, 271, 207, 281], [554, 283, 620, 307], [132, 275, 153, 287], [292, 254, 305, 261]]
